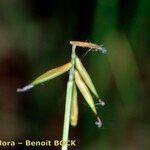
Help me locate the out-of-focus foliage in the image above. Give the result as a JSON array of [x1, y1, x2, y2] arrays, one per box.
[[0, 0, 149, 149]]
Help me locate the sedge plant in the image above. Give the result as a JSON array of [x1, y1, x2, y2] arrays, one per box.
[[17, 41, 107, 150]]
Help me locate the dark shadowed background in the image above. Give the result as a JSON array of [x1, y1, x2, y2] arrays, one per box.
[[0, 0, 149, 149]]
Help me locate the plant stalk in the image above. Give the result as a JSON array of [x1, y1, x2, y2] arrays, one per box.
[[61, 45, 76, 150]]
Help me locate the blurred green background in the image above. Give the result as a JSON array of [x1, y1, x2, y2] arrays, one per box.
[[0, 0, 149, 149]]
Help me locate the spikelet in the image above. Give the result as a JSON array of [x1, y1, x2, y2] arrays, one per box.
[[75, 56, 105, 106], [75, 56, 99, 98], [74, 70, 97, 115], [17, 62, 72, 92], [32, 62, 72, 85], [70, 83, 78, 127]]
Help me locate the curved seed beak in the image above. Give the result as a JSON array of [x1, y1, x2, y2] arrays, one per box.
[[98, 47, 107, 54], [95, 117, 102, 128], [17, 84, 34, 92]]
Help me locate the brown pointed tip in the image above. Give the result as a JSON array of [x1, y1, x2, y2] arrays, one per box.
[[17, 84, 34, 92], [95, 117, 102, 128]]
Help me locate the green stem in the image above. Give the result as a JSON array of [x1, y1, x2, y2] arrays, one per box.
[[61, 45, 76, 150]]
